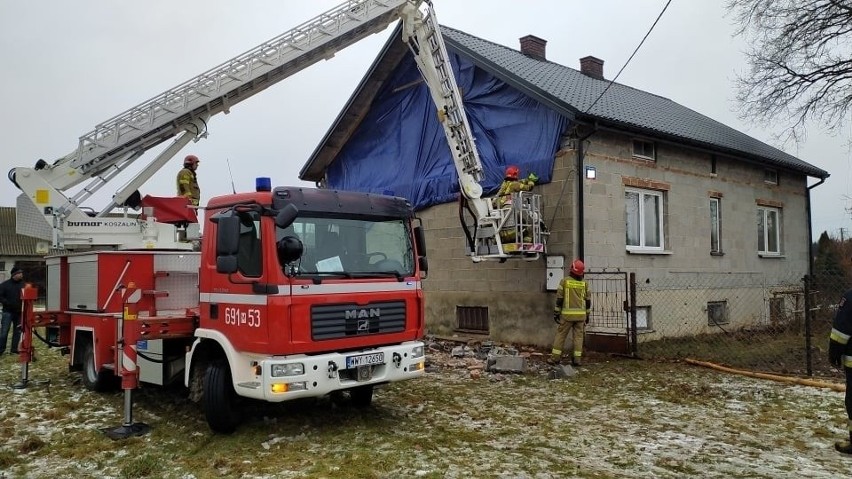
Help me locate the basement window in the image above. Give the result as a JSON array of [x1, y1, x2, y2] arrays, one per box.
[[626, 306, 651, 330], [456, 306, 489, 333], [707, 301, 729, 326]]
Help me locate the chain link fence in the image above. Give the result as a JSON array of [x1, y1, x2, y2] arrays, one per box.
[[586, 270, 849, 380]]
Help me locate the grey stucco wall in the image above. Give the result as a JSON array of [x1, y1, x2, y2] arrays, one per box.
[[417, 128, 812, 349], [416, 147, 577, 347], [582, 130, 809, 279]]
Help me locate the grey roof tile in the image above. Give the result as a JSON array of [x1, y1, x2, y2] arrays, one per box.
[[441, 26, 828, 178]]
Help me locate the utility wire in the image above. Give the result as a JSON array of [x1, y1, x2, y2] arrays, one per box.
[[584, 0, 673, 115], [547, 0, 673, 233]]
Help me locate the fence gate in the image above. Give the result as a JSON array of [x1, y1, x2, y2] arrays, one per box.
[[584, 271, 637, 356]]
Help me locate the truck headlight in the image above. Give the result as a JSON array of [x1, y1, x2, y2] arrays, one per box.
[[271, 363, 305, 377], [411, 345, 425, 359]]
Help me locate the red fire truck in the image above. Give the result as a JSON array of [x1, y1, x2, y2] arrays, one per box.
[[10, 0, 546, 435]]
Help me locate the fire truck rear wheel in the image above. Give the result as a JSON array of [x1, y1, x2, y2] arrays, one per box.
[[203, 359, 240, 433], [349, 385, 374, 408], [82, 340, 116, 392]]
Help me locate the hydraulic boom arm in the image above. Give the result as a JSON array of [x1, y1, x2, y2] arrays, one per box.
[[10, 0, 544, 259]]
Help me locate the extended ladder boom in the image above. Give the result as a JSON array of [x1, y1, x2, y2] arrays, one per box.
[[11, 0, 545, 260], [402, 4, 545, 261], [11, 0, 417, 249]]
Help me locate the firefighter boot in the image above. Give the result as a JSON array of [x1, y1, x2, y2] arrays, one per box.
[[836, 431, 852, 454], [571, 355, 582, 367]]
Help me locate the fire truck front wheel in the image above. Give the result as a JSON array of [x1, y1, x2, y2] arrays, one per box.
[[203, 359, 241, 434]]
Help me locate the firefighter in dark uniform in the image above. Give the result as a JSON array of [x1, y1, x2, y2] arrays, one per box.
[[829, 288, 852, 454], [549, 259, 590, 366], [176, 154, 201, 206]]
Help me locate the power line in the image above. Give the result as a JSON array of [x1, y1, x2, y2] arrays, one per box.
[[584, 0, 674, 114]]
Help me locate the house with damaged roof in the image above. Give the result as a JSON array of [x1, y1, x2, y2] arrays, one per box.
[[299, 25, 829, 349]]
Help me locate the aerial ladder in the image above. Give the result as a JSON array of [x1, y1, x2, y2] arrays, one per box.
[[9, 0, 545, 260]]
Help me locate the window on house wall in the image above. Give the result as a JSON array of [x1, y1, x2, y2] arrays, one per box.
[[710, 198, 722, 254], [633, 139, 655, 160], [707, 301, 729, 326], [757, 206, 781, 255], [456, 306, 489, 333], [764, 169, 778, 185], [711, 156, 717, 175], [625, 188, 664, 251], [627, 306, 651, 330]]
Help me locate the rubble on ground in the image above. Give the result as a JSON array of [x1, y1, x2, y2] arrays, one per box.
[[423, 334, 575, 380]]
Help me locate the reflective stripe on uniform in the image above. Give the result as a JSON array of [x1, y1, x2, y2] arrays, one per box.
[[559, 278, 587, 318], [831, 328, 851, 344], [843, 355, 852, 369]]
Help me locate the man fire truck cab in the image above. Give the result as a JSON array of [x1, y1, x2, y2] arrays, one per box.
[[9, 0, 546, 434]]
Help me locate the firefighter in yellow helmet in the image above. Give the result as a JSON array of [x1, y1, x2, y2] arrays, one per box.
[[549, 259, 591, 366], [176, 154, 201, 206]]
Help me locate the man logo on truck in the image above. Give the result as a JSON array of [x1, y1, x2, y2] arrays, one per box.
[[345, 308, 381, 319]]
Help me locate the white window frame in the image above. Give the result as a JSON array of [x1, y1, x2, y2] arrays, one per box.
[[625, 187, 665, 252], [710, 197, 722, 254], [757, 206, 781, 256], [632, 139, 655, 160]]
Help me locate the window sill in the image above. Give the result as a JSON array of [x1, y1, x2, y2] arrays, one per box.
[[626, 249, 672, 255], [710, 251, 724, 257], [758, 253, 785, 259]]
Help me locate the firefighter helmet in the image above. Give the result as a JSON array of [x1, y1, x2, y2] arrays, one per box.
[[570, 259, 585, 277], [184, 154, 200, 166], [505, 165, 520, 180]]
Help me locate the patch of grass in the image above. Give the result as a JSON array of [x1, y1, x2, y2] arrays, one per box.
[[0, 448, 21, 469], [19, 435, 45, 453], [119, 453, 165, 479]]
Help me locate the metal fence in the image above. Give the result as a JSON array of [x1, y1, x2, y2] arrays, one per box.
[[585, 269, 849, 379]]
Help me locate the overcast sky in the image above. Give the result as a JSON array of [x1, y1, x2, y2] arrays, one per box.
[[1, 1, 850, 239]]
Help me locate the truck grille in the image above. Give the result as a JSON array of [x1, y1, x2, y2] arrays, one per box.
[[311, 301, 406, 340]]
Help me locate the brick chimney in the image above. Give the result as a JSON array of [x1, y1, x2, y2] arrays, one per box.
[[580, 56, 604, 79], [519, 35, 547, 61]]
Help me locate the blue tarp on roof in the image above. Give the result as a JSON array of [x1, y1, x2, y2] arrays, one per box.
[[325, 50, 568, 210]]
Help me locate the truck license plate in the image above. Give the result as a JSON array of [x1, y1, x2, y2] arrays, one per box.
[[345, 352, 384, 369]]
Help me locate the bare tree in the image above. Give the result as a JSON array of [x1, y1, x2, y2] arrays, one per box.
[[727, 0, 852, 143]]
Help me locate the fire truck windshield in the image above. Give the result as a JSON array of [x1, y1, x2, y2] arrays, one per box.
[[277, 216, 415, 277]]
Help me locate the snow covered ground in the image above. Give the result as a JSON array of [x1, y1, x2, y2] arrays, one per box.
[[0, 343, 851, 478]]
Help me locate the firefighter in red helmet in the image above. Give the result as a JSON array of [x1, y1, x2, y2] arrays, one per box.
[[549, 259, 591, 366], [177, 154, 201, 206], [497, 165, 537, 207], [496, 165, 539, 243]]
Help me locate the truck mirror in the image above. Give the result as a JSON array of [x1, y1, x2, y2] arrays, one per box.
[[277, 236, 304, 265], [413, 226, 427, 257], [216, 255, 238, 274], [418, 256, 428, 276], [275, 204, 299, 229], [216, 215, 240, 256]]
